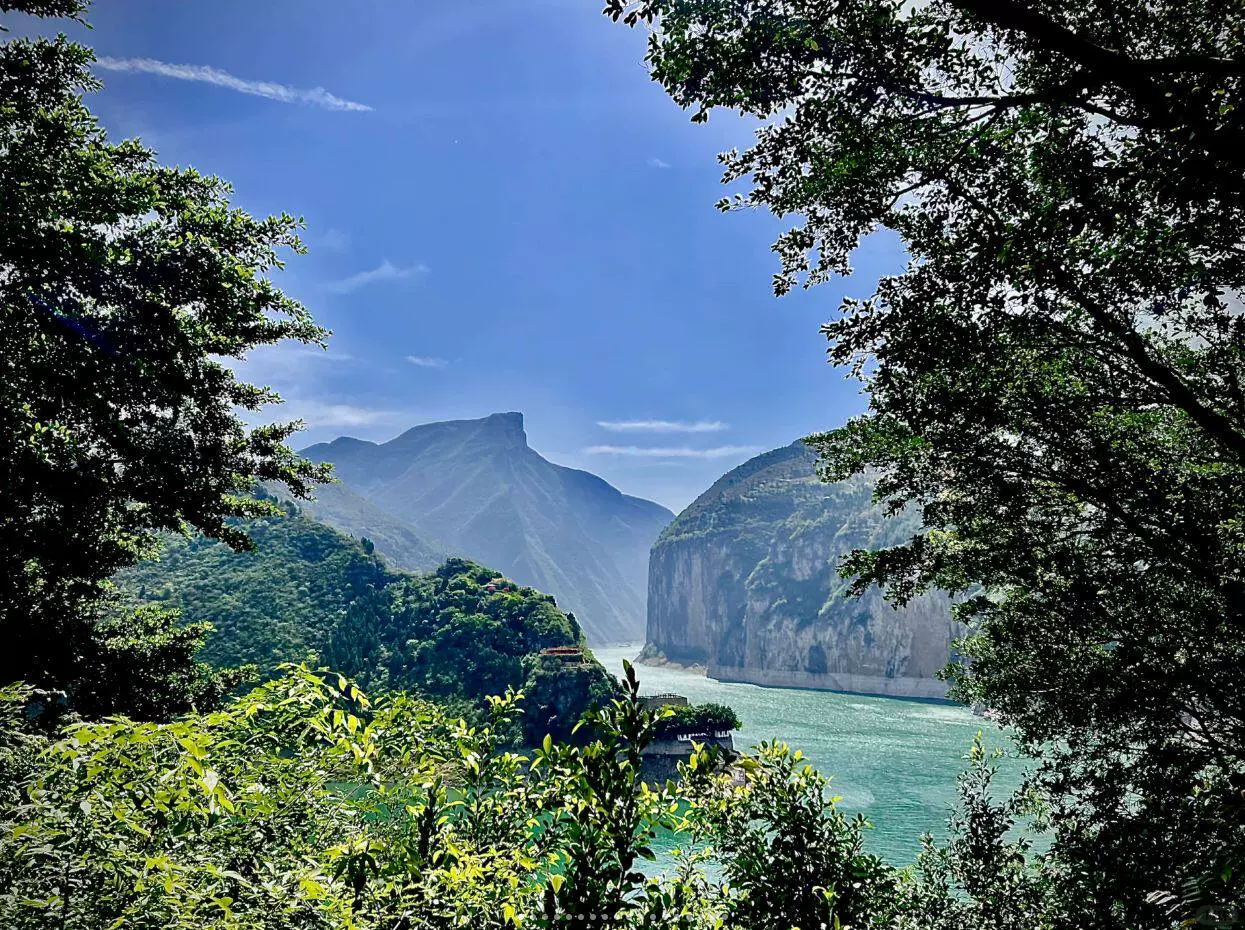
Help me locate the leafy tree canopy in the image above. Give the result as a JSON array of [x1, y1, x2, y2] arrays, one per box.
[[0, 0, 329, 711], [609, 1, 1245, 925]]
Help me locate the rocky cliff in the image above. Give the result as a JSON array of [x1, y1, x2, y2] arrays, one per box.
[[646, 442, 959, 699]]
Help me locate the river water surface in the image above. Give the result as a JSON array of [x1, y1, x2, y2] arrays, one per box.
[[592, 644, 1024, 865]]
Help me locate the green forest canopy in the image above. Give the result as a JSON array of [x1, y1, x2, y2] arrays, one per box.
[[118, 497, 621, 744]]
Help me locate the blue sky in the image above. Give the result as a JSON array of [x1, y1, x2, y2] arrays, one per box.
[[36, 0, 904, 511]]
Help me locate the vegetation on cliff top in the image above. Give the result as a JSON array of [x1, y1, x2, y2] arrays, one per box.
[[652, 702, 741, 740], [654, 444, 917, 557], [118, 495, 618, 745]]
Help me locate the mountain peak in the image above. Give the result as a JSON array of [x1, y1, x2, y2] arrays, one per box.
[[480, 411, 525, 440], [381, 412, 528, 451], [297, 410, 670, 643]]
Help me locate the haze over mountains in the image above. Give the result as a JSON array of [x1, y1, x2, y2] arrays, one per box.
[[294, 414, 958, 686], [301, 412, 673, 643], [123, 412, 959, 696]]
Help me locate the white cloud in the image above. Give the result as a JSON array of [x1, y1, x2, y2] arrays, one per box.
[[597, 419, 728, 434], [328, 260, 429, 294], [281, 400, 400, 429], [647, 157, 672, 169], [318, 228, 350, 252], [227, 343, 352, 387], [406, 355, 449, 369], [302, 403, 391, 428], [584, 445, 760, 459], [94, 56, 373, 112], [225, 347, 403, 435]]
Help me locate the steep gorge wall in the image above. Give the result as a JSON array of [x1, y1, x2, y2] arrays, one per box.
[[646, 443, 961, 699], [647, 538, 762, 668]]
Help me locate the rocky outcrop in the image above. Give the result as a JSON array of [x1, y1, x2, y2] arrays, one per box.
[[646, 442, 960, 699], [641, 736, 735, 784]]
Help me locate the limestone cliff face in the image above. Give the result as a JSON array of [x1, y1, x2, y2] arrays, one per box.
[[646, 442, 960, 699]]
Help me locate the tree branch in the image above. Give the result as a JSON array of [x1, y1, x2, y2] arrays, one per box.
[[950, 0, 1245, 167]]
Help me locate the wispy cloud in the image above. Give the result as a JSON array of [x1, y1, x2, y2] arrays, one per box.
[[226, 346, 405, 435], [329, 260, 429, 294], [318, 228, 351, 252], [228, 343, 353, 387], [94, 56, 373, 112], [406, 355, 449, 369], [281, 400, 400, 429], [584, 445, 760, 459], [647, 157, 672, 169], [302, 403, 393, 428], [597, 419, 727, 434]]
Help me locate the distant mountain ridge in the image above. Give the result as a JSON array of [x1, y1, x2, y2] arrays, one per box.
[[293, 479, 449, 574], [301, 412, 673, 643], [645, 441, 960, 699]]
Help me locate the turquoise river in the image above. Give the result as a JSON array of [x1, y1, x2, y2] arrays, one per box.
[[592, 644, 1025, 866]]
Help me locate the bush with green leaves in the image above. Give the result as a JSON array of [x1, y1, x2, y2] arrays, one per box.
[[0, 661, 909, 930], [896, 736, 1058, 930], [0, 667, 613, 929], [683, 740, 897, 930]]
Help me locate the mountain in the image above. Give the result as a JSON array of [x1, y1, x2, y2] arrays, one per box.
[[645, 441, 959, 699], [115, 501, 617, 743], [300, 412, 673, 644], [293, 479, 449, 574]]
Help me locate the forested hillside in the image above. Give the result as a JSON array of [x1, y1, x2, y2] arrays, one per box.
[[117, 501, 617, 743], [322, 558, 618, 743], [116, 499, 392, 670]]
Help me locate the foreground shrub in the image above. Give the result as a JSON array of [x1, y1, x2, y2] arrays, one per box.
[[0, 663, 901, 930]]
